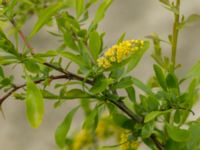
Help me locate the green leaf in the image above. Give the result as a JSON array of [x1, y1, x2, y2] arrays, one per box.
[[76, 0, 85, 18], [90, 78, 113, 94], [174, 110, 181, 124], [126, 41, 150, 73], [144, 109, 172, 123], [186, 60, 200, 80], [117, 33, 126, 44], [166, 124, 190, 142], [142, 122, 154, 138], [89, 31, 101, 60], [159, 0, 170, 6], [63, 30, 78, 51], [42, 89, 91, 100], [112, 112, 134, 129], [26, 76, 44, 128], [187, 122, 200, 149], [125, 86, 136, 103], [0, 28, 18, 57], [166, 73, 178, 89], [153, 64, 167, 90], [29, 2, 63, 38], [24, 59, 40, 73], [55, 106, 79, 148], [90, 0, 113, 30], [112, 76, 134, 89], [132, 77, 154, 96], [82, 107, 98, 130], [60, 51, 88, 67], [178, 14, 200, 29], [186, 14, 200, 24], [63, 0, 76, 8], [65, 89, 91, 99], [34, 50, 58, 58]]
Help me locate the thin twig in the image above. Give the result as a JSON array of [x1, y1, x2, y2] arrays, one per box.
[[10, 19, 33, 51], [0, 75, 67, 105], [43, 62, 93, 85], [150, 134, 164, 150]]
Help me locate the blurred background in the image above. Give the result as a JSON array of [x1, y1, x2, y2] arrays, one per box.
[[0, 0, 200, 149]]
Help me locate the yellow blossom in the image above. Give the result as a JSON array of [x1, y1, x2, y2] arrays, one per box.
[[96, 120, 107, 139], [97, 39, 144, 69], [72, 129, 91, 150], [120, 132, 139, 150]]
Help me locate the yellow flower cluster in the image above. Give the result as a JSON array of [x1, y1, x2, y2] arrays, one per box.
[[72, 129, 92, 150], [97, 40, 144, 69], [95, 119, 107, 139], [120, 132, 139, 150]]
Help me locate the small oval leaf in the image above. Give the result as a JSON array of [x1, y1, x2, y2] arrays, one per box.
[[26, 76, 44, 128]]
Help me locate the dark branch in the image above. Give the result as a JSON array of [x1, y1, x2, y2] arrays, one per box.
[[150, 134, 164, 150], [0, 75, 69, 105], [43, 62, 93, 85]]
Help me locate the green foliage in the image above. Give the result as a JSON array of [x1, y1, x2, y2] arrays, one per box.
[[30, 2, 64, 38], [0, 0, 200, 150]]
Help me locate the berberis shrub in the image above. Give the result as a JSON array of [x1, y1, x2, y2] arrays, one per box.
[[0, 0, 200, 150]]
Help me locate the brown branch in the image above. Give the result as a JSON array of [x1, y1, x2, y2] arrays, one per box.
[[10, 20, 33, 51], [150, 134, 164, 150], [43, 62, 93, 85], [0, 75, 68, 105], [109, 99, 143, 123]]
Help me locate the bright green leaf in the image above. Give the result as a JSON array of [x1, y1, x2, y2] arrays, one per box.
[[0, 28, 18, 57], [26, 76, 44, 128], [55, 106, 79, 148], [142, 122, 154, 138], [42, 89, 91, 100], [65, 89, 91, 99], [60, 51, 88, 67], [117, 33, 126, 44], [30, 2, 63, 38], [90, 0, 113, 30], [90, 78, 113, 94], [113, 76, 133, 89], [76, 0, 85, 18], [166, 73, 178, 89], [125, 86, 136, 103], [89, 31, 101, 60], [159, 0, 170, 6], [82, 107, 98, 130], [153, 64, 167, 90], [132, 77, 154, 96], [186, 60, 200, 80], [63, 30, 78, 51], [166, 124, 190, 142], [144, 109, 172, 123], [126, 41, 150, 73], [24, 59, 40, 73]]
